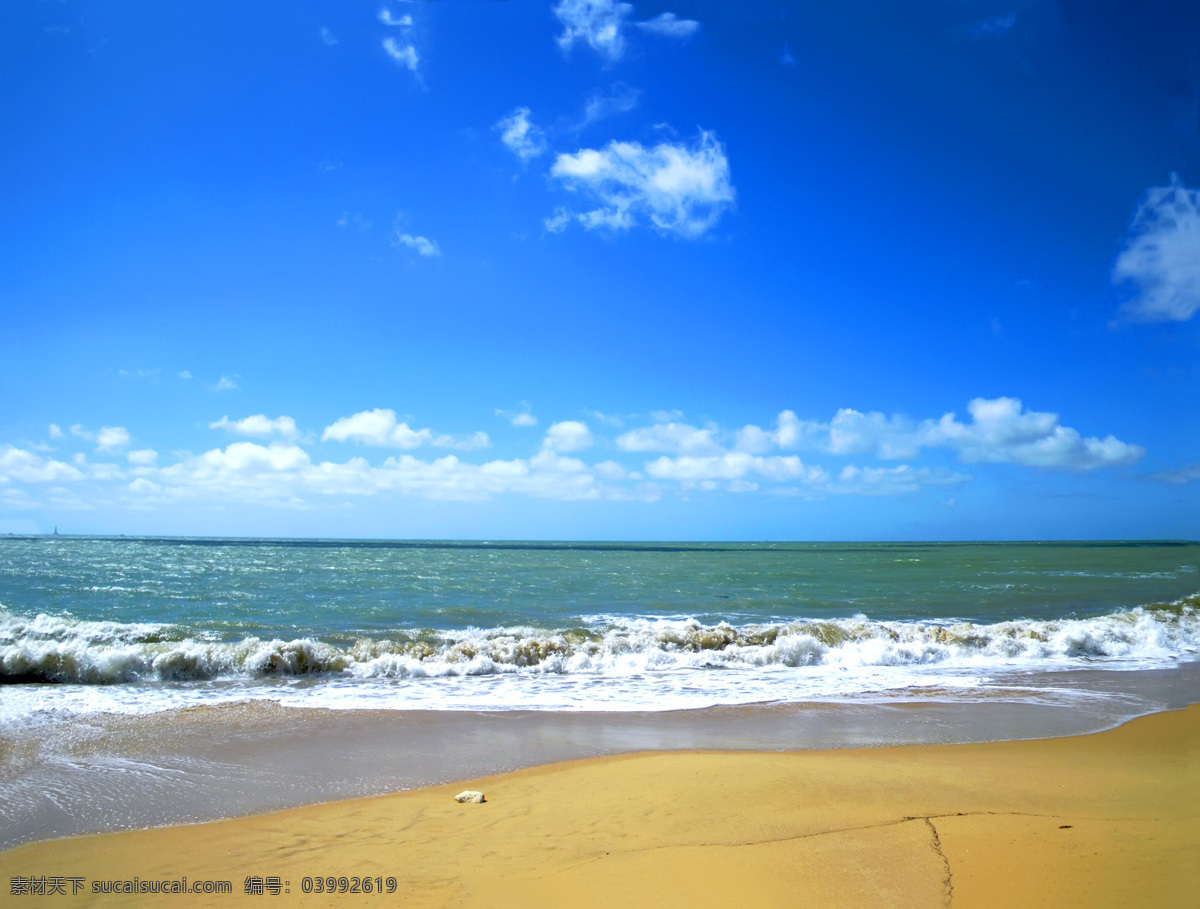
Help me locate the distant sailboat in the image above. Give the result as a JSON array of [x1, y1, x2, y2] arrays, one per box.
[[54, 526, 58, 535]]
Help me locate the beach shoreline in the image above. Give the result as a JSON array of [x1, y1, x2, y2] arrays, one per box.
[[3, 701, 1197, 907], [1, 659, 1198, 850]]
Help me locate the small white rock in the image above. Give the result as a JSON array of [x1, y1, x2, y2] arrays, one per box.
[[454, 790, 486, 804]]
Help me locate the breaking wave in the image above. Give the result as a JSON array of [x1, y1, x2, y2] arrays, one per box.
[[2, 597, 1198, 686]]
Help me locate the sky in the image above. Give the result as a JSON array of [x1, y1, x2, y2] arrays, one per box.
[[1, 0, 1198, 540]]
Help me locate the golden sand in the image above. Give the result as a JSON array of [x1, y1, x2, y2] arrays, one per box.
[[3, 705, 1197, 908]]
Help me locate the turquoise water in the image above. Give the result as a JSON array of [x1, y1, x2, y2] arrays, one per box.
[[1, 536, 1198, 714]]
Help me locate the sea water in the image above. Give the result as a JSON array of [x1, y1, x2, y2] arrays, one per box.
[[2, 536, 1197, 718]]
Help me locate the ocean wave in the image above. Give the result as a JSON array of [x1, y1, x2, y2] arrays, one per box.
[[1, 597, 1197, 685]]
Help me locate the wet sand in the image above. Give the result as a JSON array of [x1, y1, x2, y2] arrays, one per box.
[[5, 660, 1199, 851], [2, 702, 1197, 907]]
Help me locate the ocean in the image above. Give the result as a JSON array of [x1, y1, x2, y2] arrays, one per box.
[[2, 536, 1198, 717]]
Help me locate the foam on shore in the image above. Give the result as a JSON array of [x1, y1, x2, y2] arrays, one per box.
[[2, 598, 1197, 715]]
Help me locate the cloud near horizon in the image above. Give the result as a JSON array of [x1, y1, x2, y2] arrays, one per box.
[[0, 398, 1143, 514], [322, 409, 489, 451]]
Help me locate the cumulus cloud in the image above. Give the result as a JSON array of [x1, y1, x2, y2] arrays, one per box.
[[48, 424, 63, 439], [542, 420, 593, 453], [210, 415, 299, 440], [322, 409, 489, 451], [549, 130, 734, 237], [617, 421, 722, 456], [382, 37, 419, 73], [320, 27, 338, 46], [495, 107, 546, 161], [0, 447, 85, 483], [644, 452, 821, 487], [0, 398, 1145, 515], [1113, 174, 1200, 322], [553, 0, 699, 63], [212, 376, 239, 392], [734, 411, 812, 453], [395, 233, 440, 257], [723, 398, 1143, 471], [141, 442, 631, 505], [95, 426, 131, 452], [923, 398, 1144, 469]]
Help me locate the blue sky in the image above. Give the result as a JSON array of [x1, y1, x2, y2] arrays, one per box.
[[1, 0, 1197, 540]]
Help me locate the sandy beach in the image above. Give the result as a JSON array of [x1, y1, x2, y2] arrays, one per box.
[[3, 703, 1196, 908]]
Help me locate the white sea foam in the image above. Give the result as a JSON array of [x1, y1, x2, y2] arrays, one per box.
[[2, 601, 1198, 682]]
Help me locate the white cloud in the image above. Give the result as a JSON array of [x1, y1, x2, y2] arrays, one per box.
[[644, 453, 822, 486], [495, 107, 546, 161], [733, 399, 1143, 471], [148, 442, 622, 505], [553, 0, 699, 63], [178, 370, 193, 380], [735, 411, 814, 453], [542, 420, 593, 453], [634, 12, 699, 38], [0, 399, 1144, 515], [96, 426, 130, 452], [496, 405, 538, 427], [324, 409, 424, 447], [1113, 174, 1200, 321], [0, 446, 85, 483], [127, 449, 158, 466], [213, 376, 239, 392], [923, 398, 1144, 469], [48, 424, 63, 439], [378, 8, 412, 27], [210, 415, 299, 440], [382, 37, 419, 73], [395, 233, 440, 257], [617, 422, 722, 456], [549, 130, 734, 237], [319, 27, 338, 46], [554, 0, 633, 62], [322, 409, 488, 451], [825, 409, 924, 459]]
